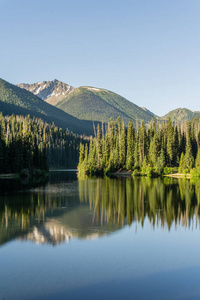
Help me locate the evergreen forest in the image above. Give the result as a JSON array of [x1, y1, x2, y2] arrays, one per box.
[[0, 113, 88, 174], [78, 117, 200, 177]]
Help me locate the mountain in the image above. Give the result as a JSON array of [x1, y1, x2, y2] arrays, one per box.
[[0, 78, 95, 135], [16, 79, 200, 125], [56, 86, 157, 126], [17, 80, 156, 125], [160, 108, 200, 123], [17, 79, 75, 106]]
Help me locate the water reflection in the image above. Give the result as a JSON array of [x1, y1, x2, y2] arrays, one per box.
[[1, 174, 200, 247], [79, 177, 200, 230]]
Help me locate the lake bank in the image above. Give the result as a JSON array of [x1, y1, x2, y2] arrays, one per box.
[[0, 173, 19, 179], [112, 168, 194, 179]]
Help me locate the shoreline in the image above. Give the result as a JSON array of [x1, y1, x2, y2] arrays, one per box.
[[0, 173, 19, 179], [113, 169, 192, 179], [164, 173, 191, 179]]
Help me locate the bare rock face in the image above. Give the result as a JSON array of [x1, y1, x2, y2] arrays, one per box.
[[17, 79, 75, 106]]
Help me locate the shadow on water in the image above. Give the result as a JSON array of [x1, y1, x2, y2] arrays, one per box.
[[0, 176, 48, 196], [1, 173, 200, 247]]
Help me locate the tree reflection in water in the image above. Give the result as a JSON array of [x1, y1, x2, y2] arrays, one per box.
[[1, 177, 200, 246], [78, 177, 200, 230]]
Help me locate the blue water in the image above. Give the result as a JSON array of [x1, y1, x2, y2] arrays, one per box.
[[0, 173, 200, 300]]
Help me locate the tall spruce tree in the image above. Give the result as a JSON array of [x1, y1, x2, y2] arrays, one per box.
[[166, 118, 174, 166], [184, 123, 194, 171], [126, 120, 134, 170], [195, 147, 200, 170]]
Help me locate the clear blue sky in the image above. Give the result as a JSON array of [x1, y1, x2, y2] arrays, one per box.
[[1, 0, 200, 116]]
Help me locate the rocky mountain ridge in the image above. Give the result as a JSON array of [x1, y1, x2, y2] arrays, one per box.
[[17, 79, 75, 106]]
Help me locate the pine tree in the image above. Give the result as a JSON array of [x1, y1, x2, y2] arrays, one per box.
[[155, 148, 165, 174], [78, 143, 85, 165], [138, 121, 146, 165], [134, 131, 139, 169], [119, 120, 126, 167], [179, 153, 185, 173], [184, 124, 194, 171], [166, 118, 174, 166], [195, 147, 200, 170], [104, 133, 110, 169], [114, 135, 120, 170], [148, 136, 157, 167], [96, 124, 102, 170], [84, 143, 88, 165], [126, 120, 134, 170]]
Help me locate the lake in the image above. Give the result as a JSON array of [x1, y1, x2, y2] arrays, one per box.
[[1, 172, 200, 300]]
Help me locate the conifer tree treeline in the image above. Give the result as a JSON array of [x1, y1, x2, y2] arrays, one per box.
[[0, 113, 88, 174], [78, 117, 200, 176]]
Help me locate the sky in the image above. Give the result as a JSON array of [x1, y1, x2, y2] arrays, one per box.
[[0, 0, 200, 116]]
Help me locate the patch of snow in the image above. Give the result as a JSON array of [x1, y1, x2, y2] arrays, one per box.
[[35, 86, 42, 94], [87, 87, 101, 91], [46, 92, 54, 98]]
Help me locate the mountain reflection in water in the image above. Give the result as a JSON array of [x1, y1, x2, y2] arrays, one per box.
[[1, 175, 200, 247]]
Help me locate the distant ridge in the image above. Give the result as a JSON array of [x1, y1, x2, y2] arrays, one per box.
[[160, 108, 200, 123]]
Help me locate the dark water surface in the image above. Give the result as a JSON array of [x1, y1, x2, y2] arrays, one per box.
[[1, 172, 200, 300]]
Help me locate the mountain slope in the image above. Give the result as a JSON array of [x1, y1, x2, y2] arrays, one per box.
[[56, 86, 156, 125], [160, 108, 200, 123], [17, 79, 75, 106], [0, 78, 95, 135]]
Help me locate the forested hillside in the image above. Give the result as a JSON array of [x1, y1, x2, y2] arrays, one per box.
[[56, 86, 156, 126], [0, 114, 89, 172]]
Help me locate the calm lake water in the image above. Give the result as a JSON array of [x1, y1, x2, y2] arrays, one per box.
[[1, 172, 200, 300]]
